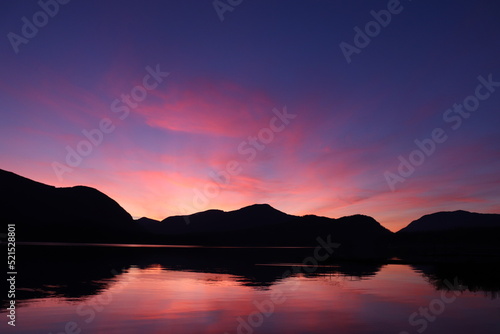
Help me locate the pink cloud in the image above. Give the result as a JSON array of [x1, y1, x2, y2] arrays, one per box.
[[134, 79, 278, 137]]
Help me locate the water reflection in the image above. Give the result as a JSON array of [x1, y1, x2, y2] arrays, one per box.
[[412, 263, 500, 299], [1, 245, 500, 334], [6, 244, 385, 305]]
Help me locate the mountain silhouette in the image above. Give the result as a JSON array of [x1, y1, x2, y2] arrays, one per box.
[[2, 168, 499, 259], [1, 169, 135, 243], [136, 204, 393, 255], [398, 210, 500, 233], [143, 203, 294, 235], [394, 210, 500, 259], [136, 217, 161, 224]]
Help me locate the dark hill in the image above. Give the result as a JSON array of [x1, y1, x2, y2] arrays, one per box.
[[4, 168, 499, 260], [394, 210, 500, 259], [144, 207, 393, 258], [1, 168, 392, 250], [1, 169, 135, 242], [150, 203, 294, 235], [136, 217, 161, 224], [398, 210, 500, 233]]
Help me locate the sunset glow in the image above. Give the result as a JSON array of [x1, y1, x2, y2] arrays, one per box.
[[1, 1, 499, 231]]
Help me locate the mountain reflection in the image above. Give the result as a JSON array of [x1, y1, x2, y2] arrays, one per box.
[[4, 244, 500, 311], [412, 263, 500, 299]]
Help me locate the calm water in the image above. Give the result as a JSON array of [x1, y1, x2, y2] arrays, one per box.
[[2, 245, 499, 334]]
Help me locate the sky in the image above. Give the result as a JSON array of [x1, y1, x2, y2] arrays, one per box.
[[1, 0, 499, 231]]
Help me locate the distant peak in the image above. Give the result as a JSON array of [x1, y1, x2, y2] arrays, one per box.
[[136, 217, 161, 224], [398, 210, 500, 233], [431, 210, 472, 215], [245, 203, 273, 209], [238, 203, 282, 213]]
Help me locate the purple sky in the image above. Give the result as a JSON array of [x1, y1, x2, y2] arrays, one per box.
[[1, 0, 499, 231]]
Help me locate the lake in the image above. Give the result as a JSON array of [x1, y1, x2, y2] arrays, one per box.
[[1, 244, 499, 334]]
